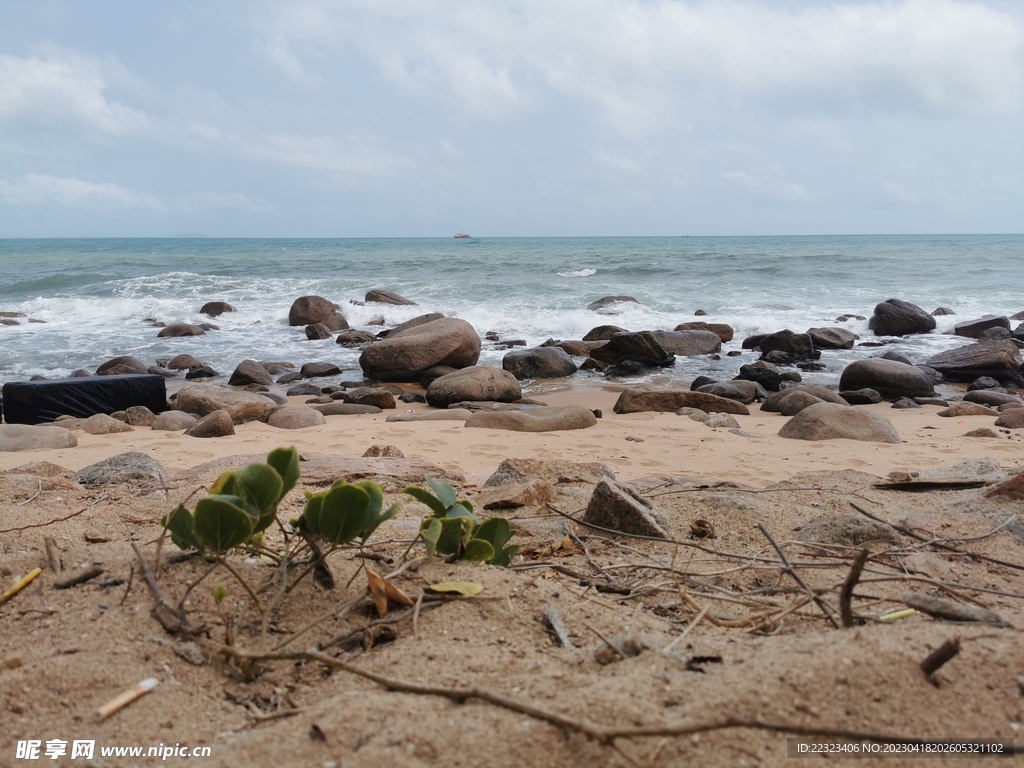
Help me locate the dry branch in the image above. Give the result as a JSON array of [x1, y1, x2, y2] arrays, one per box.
[[840, 549, 869, 628]]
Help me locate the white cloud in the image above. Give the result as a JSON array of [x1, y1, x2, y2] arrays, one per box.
[[0, 174, 166, 211], [721, 171, 807, 201], [0, 47, 150, 134]]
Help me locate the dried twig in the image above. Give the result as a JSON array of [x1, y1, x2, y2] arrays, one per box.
[[757, 523, 839, 629], [840, 549, 869, 628], [542, 604, 574, 648], [54, 566, 103, 590], [920, 638, 960, 677], [0, 506, 87, 535], [16, 479, 43, 506]]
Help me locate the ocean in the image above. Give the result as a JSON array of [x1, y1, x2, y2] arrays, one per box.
[[1, 235, 1022, 391]]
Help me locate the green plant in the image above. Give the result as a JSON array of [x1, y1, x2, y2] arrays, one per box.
[[405, 477, 518, 567], [300, 479, 401, 546]]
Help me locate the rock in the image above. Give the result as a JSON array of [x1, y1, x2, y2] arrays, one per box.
[[365, 289, 417, 306], [472, 479, 553, 509], [385, 409, 472, 422], [545, 340, 591, 357], [173, 641, 207, 666], [398, 390, 426, 403], [964, 428, 999, 438], [110, 410, 129, 423], [914, 397, 950, 407], [579, 357, 604, 371], [175, 383, 278, 423], [690, 375, 718, 391], [678, 407, 710, 422], [277, 372, 303, 384], [84, 528, 111, 543], [582, 325, 627, 341], [73, 452, 169, 486], [342, 387, 396, 409], [362, 444, 404, 458], [778, 391, 826, 416], [360, 317, 481, 381], [806, 327, 857, 349], [969, 376, 1007, 392], [185, 410, 236, 437], [228, 359, 273, 387], [757, 330, 818, 363], [696, 382, 762, 405], [589, 331, 674, 369], [286, 382, 323, 397], [869, 299, 937, 336], [465, 405, 597, 433], [796, 514, 900, 548], [694, 309, 708, 316], [376, 312, 446, 339], [838, 359, 935, 400], [312, 403, 383, 416], [166, 354, 203, 370], [994, 409, 1024, 429], [954, 315, 1010, 339], [836, 314, 866, 322], [932, 307, 956, 316], [1000, 402, 1023, 412], [925, 340, 1023, 382], [891, 398, 921, 409], [96, 356, 148, 375], [305, 323, 332, 340], [839, 388, 883, 405], [648, 330, 721, 356], [761, 386, 848, 412], [0, 425, 78, 452], [880, 350, 914, 366], [70, 369, 91, 377], [260, 392, 287, 405], [705, 413, 740, 429], [736, 363, 784, 392], [484, 458, 614, 487], [267, 407, 326, 429], [157, 323, 205, 338], [672, 321, 734, 342], [582, 480, 671, 538], [336, 330, 377, 347], [587, 295, 639, 313], [124, 406, 157, 426], [986, 470, 1024, 500], [199, 301, 235, 317], [426, 366, 521, 408], [741, 334, 767, 350], [185, 364, 218, 379], [288, 295, 339, 326], [614, 389, 750, 415], [150, 410, 198, 431], [79, 414, 133, 434], [1013, 322, 1024, 341], [978, 326, 1011, 342], [778, 402, 900, 443], [300, 362, 342, 378], [963, 390, 1020, 407], [502, 347, 578, 380]]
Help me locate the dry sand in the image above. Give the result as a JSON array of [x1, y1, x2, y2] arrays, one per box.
[[1, 384, 1023, 767]]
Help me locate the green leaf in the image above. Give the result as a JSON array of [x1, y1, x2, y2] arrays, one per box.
[[193, 495, 255, 554], [403, 486, 447, 517], [266, 446, 301, 501], [490, 544, 520, 568], [208, 470, 236, 496], [447, 501, 477, 522], [317, 484, 370, 545], [426, 476, 459, 509], [233, 463, 284, 520], [473, 518, 512, 551], [435, 516, 472, 556], [352, 479, 384, 519], [301, 492, 325, 536], [464, 538, 496, 562], [427, 581, 483, 596], [163, 504, 201, 552], [421, 518, 442, 559], [362, 501, 402, 542]]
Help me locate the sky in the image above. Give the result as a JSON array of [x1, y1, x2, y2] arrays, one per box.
[[1, 0, 1022, 237]]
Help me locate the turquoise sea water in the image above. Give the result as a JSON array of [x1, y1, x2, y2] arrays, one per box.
[[1, 235, 1022, 389]]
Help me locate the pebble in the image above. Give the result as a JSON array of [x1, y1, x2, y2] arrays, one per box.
[[84, 528, 111, 543], [2, 652, 24, 670]]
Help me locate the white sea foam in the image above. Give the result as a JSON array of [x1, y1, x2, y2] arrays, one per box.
[[557, 268, 597, 277]]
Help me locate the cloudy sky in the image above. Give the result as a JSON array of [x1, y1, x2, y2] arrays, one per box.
[[1, 0, 1022, 237]]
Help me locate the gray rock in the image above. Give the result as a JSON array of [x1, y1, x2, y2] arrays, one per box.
[[925, 340, 1023, 382], [173, 641, 206, 666], [932, 307, 956, 316], [360, 317, 481, 381], [335, 330, 377, 346], [342, 387, 397, 409], [963, 390, 1020, 407], [869, 299, 936, 336], [376, 312, 446, 338], [267, 407, 327, 429], [502, 347, 578, 380], [582, 325, 627, 341], [953, 315, 1010, 339], [672, 321, 734, 342], [300, 362, 342, 378], [228, 359, 273, 387], [796, 514, 900, 548], [185, 364, 218, 379], [0, 425, 79, 452], [398, 390, 426, 403], [483, 458, 614, 487], [426, 366, 521, 408], [73, 452, 169, 486], [589, 331, 674, 368], [312, 403, 383, 416], [365, 289, 417, 306], [648, 330, 722, 356], [806, 327, 857, 349], [891, 398, 921, 409], [696, 382, 761, 404], [199, 301, 235, 317], [175, 383, 278, 424], [362, 444, 405, 457], [587, 295, 639, 313], [761, 386, 848, 412], [125, 406, 157, 427], [757, 329, 818, 362], [157, 323, 205, 338], [614, 389, 750, 415], [582, 480, 672, 538], [778, 391, 826, 416], [150, 410, 199, 431], [185, 410, 236, 437], [305, 323, 332, 340], [705, 413, 740, 429], [465, 405, 597, 432], [80, 413, 134, 435], [676, 407, 710, 422], [736, 363, 784, 392], [839, 388, 882, 405], [838, 359, 935, 400], [286, 382, 323, 397], [778, 402, 901, 443], [385, 409, 473, 422]]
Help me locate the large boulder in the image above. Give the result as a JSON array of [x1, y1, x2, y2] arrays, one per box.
[[185, 410, 235, 438], [376, 312, 446, 338], [587, 295, 639, 313], [964, 390, 1021, 407], [673, 321, 734, 342], [175, 383, 278, 424], [426, 366, 521, 408], [925, 340, 1023, 382], [365, 289, 417, 306], [954, 315, 1010, 339], [360, 317, 480, 381], [165, 353, 203, 370], [648, 330, 721, 356], [465, 405, 597, 433], [288, 295, 341, 327], [336, 330, 377, 346], [502, 347, 578, 380], [696, 381, 763, 405], [96, 356, 148, 375], [778, 391, 827, 416], [736, 363, 783, 392], [994, 409, 1024, 429], [267, 407, 327, 429], [157, 323, 205, 338], [228, 359, 273, 387], [305, 323, 332, 340], [869, 299, 936, 336], [342, 388, 397, 409], [582, 325, 627, 342], [0, 425, 78, 452], [300, 362, 341, 378], [779, 402, 900, 443], [806, 327, 857, 350], [613, 388, 749, 415], [838, 359, 935, 400], [757, 330, 818, 363], [589, 331, 674, 368], [199, 301, 235, 317], [80, 414, 133, 435], [761, 385, 848, 412]]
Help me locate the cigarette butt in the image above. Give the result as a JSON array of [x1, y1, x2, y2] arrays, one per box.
[[0, 568, 43, 607], [95, 678, 159, 721], [878, 608, 917, 622]]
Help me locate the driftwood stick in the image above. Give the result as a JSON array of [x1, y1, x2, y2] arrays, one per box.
[[901, 592, 1010, 626], [757, 523, 839, 628], [840, 549, 869, 628], [920, 638, 961, 676], [542, 604, 575, 649], [0, 507, 87, 535], [53, 566, 103, 590]]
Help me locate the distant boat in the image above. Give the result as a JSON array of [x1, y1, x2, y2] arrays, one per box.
[[453, 232, 471, 239]]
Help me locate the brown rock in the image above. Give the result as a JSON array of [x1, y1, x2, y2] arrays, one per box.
[[305, 323, 332, 340], [385, 409, 472, 422], [0, 425, 79, 452], [360, 317, 481, 381], [288, 295, 340, 326], [673, 321, 734, 342], [80, 414, 133, 435], [343, 387, 397, 409], [465, 405, 597, 433], [300, 362, 342, 378], [199, 301, 235, 317], [926, 340, 1023, 381], [587, 295, 639, 312], [96, 356, 148, 375], [267, 407, 327, 429], [761, 386, 848, 412], [483, 458, 614, 487], [953, 315, 1010, 339], [185, 409, 236, 437], [125, 406, 157, 426], [986, 471, 1024, 500], [362, 444, 405, 458], [582, 480, 671, 538], [228, 359, 273, 386], [312, 403, 383, 416], [778, 391, 826, 416], [796, 514, 900, 548], [963, 428, 999, 438], [582, 325, 627, 342], [336, 330, 377, 346], [426, 366, 521, 408], [365, 289, 417, 306], [937, 402, 1000, 417], [175, 383, 278, 423], [838, 359, 935, 400], [166, 354, 203, 370], [157, 323, 205, 338], [869, 298, 936, 336], [994, 409, 1024, 429], [613, 389, 749, 415], [151, 410, 199, 431], [472, 479, 553, 509], [778, 402, 900, 443], [648, 330, 721, 356]]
